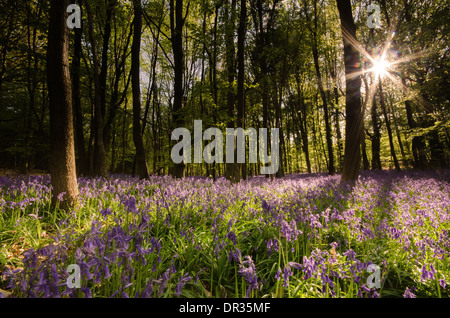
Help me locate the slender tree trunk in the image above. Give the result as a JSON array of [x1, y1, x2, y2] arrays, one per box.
[[389, 93, 408, 168], [25, 2, 45, 172], [295, 74, 311, 173], [100, 0, 114, 116], [85, 0, 107, 177], [121, 103, 127, 174], [311, 111, 321, 172], [104, 24, 133, 148], [310, 0, 334, 175], [210, 3, 219, 181], [336, 0, 364, 182], [379, 81, 400, 171], [371, 97, 382, 170], [47, 0, 79, 208], [330, 55, 343, 171], [224, 0, 240, 182], [362, 131, 370, 170], [236, 0, 246, 180], [274, 81, 285, 178], [131, 0, 149, 179]]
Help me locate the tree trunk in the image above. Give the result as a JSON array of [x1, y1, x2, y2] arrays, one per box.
[[295, 74, 312, 173], [85, 0, 107, 177], [336, 0, 364, 182], [330, 55, 343, 171], [371, 97, 382, 170], [274, 81, 285, 178], [131, 0, 149, 180], [379, 81, 400, 171], [310, 0, 334, 175], [362, 131, 370, 170], [389, 93, 408, 168], [236, 0, 246, 180], [103, 24, 133, 149], [72, 7, 88, 176], [210, 3, 219, 181], [47, 0, 79, 208], [170, 0, 187, 178], [224, 0, 240, 182]]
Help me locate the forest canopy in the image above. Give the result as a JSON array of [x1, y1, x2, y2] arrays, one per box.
[[0, 0, 448, 180]]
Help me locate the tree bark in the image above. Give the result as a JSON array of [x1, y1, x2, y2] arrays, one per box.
[[47, 0, 79, 208], [170, 0, 187, 178], [379, 81, 400, 171], [224, 0, 241, 182], [370, 97, 382, 170], [309, 0, 334, 175], [336, 0, 364, 182], [236, 0, 247, 180], [72, 5, 88, 176], [329, 53, 343, 171], [295, 73, 312, 173], [85, 0, 107, 177], [131, 0, 149, 179]]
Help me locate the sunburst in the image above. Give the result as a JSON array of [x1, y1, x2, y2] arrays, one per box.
[[370, 56, 391, 79], [340, 24, 432, 115]]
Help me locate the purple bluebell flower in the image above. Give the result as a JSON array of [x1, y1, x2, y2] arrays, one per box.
[[56, 192, 66, 202], [343, 249, 356, 261], [287, 262, 302, 270], [266, 239, 279, 255], [82, 287, 92, 298], [403, 287, 416, 298], [282, 265, 293, 287], [275, 268, 282, 281], [238, 256, 259, 297], [226, 231, 237, 245], [141, 280, 154, 298], [110, 290, 119, 298], [228, 248, 242, 263], [100, 208, 112, 217], [421, 264, 435, 281], [175, 273, 192, 297], [122, 195, 137, 213]]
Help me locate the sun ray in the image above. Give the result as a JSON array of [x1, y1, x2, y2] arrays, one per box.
[[338, 14, 433, 119]]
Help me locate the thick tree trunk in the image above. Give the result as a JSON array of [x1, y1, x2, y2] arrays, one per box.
[[47, 0, 79, 208], [336, 0, 364, 182], [72, 13, 88, 176], [131, 0, 149, 180], [170, 0, 187, 178]]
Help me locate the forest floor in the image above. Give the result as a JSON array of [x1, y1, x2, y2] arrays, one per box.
[[0, 169, 449, 298]]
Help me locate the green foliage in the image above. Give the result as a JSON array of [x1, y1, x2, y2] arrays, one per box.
[[0, 0, 448, 173]]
